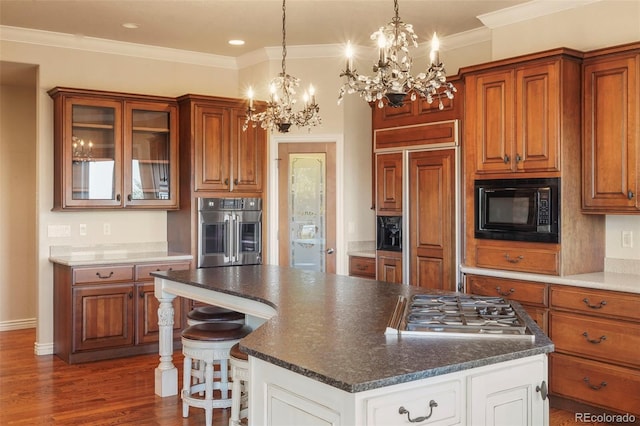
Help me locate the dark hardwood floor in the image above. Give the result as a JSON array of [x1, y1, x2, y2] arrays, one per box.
[[0, 328, 608, 425]]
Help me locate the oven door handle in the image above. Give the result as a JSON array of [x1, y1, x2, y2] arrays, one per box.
[[224, 213, 232, 263], [234, 213, 241, 262]]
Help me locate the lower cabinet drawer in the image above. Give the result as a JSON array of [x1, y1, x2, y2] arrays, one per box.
[[73, 265, 134, 284], [349, 256, 376, 279], [135, 262, 190, 281], [475, 246, 558, 275], [550, 353, 640, 416], [364, 379, 462, 425], [550, 312, 640, 368], [466, 275, 548, 306]]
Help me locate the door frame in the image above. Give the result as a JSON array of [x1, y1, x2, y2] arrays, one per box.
[[267, 134, 345, 274]]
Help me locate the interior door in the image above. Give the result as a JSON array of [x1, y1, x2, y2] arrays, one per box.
[[409, 149, 456, 290], [278, 142, 336, 274]]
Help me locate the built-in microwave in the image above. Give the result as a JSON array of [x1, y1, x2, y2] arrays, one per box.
[[474, 178, 559, 243]]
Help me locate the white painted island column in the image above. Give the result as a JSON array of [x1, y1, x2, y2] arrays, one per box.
[[154, 285, 178, 396]]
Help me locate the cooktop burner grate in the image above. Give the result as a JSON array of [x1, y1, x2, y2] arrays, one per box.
[[386, 294, 534, 341]]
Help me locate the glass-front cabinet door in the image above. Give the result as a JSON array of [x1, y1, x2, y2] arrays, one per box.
[[123, 102, 178, 207], [49, 87, 179, 210], [64, 97, 123, 208]]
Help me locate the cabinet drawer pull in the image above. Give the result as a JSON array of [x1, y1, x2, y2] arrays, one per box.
[[536, 381, 548, 400], [582, 332, 606, 344], [398, 400, 438, 423], [495, 286, 515, 297], [95, 271, 114, 279], [582, 298, 607, 309], [504, 254, 524, 263], [356, 265, 367, 270], [583, 377, 607, 391]]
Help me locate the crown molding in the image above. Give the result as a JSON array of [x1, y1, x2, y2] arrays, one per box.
[[0, 25, 237, 69], [478, 0, 602, 29]]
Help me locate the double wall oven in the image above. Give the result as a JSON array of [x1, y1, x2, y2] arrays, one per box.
[[198, 197, 262, 268]]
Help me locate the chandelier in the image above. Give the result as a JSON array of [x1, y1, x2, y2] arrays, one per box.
[[244, 0, 321, 133], [338, 0, 456, 109]]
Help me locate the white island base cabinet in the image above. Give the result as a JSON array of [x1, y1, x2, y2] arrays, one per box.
[[249, 354, 548, 426]]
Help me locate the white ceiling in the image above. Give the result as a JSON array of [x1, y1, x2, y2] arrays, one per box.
[[0, 0, 530, 58]]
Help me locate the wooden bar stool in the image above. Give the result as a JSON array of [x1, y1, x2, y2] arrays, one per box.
[[229, 342, 249, 426], [181, 322, 252, 426], [187, 305, 245, 326]]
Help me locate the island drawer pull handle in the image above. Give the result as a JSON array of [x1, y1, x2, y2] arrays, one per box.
[[583, 377, 607, 390], [96, 271, 114, 279], [582, 332, 606, 344], [495, 286, 515, 297], [582, 298, 607, 309], [536, 380, 548, 400], [398, 400, 438, 423], [504, 253, 524, 263]]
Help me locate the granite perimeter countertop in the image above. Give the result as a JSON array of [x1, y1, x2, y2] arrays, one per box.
[[49, 243, 192, 266], [153, 265, 553, 393]]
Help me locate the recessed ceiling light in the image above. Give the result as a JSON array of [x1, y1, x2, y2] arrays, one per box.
[[228, 39, 245, 46], [122, 23, 139, 29]]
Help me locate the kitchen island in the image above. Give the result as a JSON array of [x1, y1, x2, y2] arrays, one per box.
[[153, 265, 553, 425]]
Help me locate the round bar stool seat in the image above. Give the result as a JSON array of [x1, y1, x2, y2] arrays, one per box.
[[187, 306, 245, 326], [181, 323, 252, 426], [229, 343, 249, 426]]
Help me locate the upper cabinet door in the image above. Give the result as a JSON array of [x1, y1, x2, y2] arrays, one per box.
[[61, 96, 124, 208], [123, 101, 178, 208], [582, 50, 639, 213], [194, 104, 231, 192], [231, 109, 265, 193], [376, 152, 403, 214], [468, 68, 515, 174], [515, 61, 560, 173]]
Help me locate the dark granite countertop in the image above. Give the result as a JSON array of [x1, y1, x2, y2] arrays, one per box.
[[153, 265, 553, 393]]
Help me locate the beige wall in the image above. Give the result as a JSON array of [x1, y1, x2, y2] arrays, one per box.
[[0, 0, 638, 350], [0, 81, 37, 328]]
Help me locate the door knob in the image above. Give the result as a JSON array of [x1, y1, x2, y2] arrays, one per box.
[[326, 248, 335, 254]]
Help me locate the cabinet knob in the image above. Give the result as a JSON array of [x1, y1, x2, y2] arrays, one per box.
[[629, 190, 635, 200], [398, 400, 438, 423], [224, 178, 229, 185], [516, 153, 522, 163], [234, 179, 239, 185], [536, 381, 548, 400], [503, 155, 510, 164], [127, 194, 132, 201], [116, 194, 121, 202]]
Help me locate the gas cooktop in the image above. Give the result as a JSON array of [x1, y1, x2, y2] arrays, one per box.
[[385, 294, 535, 341]]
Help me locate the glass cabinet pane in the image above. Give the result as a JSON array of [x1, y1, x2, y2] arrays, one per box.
[[129, 109, 171, 201], [71, 104, 117, 200]]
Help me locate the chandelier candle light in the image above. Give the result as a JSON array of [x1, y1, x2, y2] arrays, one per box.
[[243, 0, 321, 133], [338, 0, 456, 109]]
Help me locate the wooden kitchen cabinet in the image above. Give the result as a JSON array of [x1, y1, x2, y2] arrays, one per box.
[[53, 260, 189, 363], [48, 87, 179, 210], [464, 55, 581, 175], [582, 42, 640, 213], [178, 94, 266, 193], [466, 274, 549, 334], [409, 149, 456, 291], [375, 152, 403, 214], [549, 285, 640, 416], [376, 250, 402, 284]]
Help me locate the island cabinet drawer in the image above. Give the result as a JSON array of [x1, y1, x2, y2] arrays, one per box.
[[475, 245, 558, 275], [550, 312, 640, 368], [549, 353, 640, 416], [363, 379, 462, 425], [466, 275, 548, 306], [349, 256, 376, 279], [550, 285, 640, 321], [135, 262, 190, 281], [73, 265, 134, 284]]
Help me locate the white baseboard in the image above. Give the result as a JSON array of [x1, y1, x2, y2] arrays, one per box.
[[0, 318, 36, 332], [34, 341, 54, 355]]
